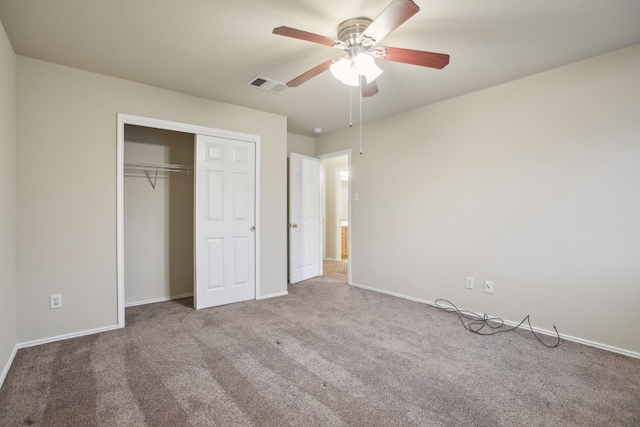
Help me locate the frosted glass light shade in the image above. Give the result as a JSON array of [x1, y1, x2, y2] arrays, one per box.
[[330, 58, 360, 87], [330, 53, 383, 87], [363, 62, 383, 84]]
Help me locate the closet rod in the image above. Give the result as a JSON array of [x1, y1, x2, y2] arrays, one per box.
[[124, 161, 193, 174], [124, 161, 193, 189]]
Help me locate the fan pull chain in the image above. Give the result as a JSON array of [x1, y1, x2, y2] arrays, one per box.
[[359, 86, 363, 155], [349, 86, 353, 128]]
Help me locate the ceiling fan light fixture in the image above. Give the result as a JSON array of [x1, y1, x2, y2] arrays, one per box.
[[365, 65, 383, 84], [273, 0, 450, 95], [330, 52, 383, 87], [353, 51, 373, 69], [353, 52, 383, 83], [330, 58, 360, 87]]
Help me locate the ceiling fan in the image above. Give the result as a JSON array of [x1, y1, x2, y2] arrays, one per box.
[[273, 0, 450, 97]]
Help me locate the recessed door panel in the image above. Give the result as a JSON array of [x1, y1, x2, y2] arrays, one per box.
[[233, 172, 249, 221], [208, 171, 224, 221], [233, 236, 250, 287], [207, 238, 224, 290], [206, 143, 224, 162]]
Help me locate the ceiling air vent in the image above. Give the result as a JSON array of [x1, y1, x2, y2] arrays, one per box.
[[247, 76, 287, 94]]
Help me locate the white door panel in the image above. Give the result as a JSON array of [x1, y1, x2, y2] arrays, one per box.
[[289, 153, 322, 284], [195, 135, 255, 309]]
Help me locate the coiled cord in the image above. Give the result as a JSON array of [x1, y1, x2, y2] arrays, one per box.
[[434, 299, 561, 348]]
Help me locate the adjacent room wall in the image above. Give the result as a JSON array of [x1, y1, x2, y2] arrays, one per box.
[[16, 56, 288, 344], [316, 44, 640, 355], [322, 156, 348, 260], [0, 19, 17, 385], [124, 125, 194, 306]]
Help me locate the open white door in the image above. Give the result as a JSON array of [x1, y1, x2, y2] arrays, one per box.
[[289, 153, 322, 284], [194, 134, 256, 309]]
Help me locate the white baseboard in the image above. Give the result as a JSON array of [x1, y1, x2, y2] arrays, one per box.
[[18, 324, 121, 350], [125, 292, 193, 308], [256, 290, 288, 300], [17, 290, 279, 351], [3, 290, 287, 388], [127, 291, 286, 305], [349, 281, 640, 360], [0, 344, 18, 389]]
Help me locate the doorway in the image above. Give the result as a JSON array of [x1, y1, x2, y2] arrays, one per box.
[[319, 150, 351, 284]]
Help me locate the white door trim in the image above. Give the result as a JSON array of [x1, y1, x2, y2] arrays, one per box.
[[317, 150, 352, 285], [116, 113, 261, 327]]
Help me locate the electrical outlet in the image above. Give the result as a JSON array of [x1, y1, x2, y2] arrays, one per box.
[[50, 294, 62, 309], [485, 281, 494, 294], [465, 277, 474, 290]]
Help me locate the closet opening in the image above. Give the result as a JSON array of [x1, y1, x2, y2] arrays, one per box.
[[116, 114, 262, 327], [123, 124, 194, 308]]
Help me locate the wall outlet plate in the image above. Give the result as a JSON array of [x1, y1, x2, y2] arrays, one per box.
[[465, 277, 474, 290], [485, 281, 494, 294], [50, 294, 62, 309]]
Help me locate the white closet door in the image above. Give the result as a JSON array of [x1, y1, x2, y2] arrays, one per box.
[[194, 134, 256, 309], [289, 153, 322, 284]]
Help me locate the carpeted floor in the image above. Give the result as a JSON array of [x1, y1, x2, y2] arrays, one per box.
[[1, 260, 639, 426]]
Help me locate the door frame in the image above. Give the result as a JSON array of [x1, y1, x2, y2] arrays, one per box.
[[318, 149, 352, 285], [116, 114, 261, 327]]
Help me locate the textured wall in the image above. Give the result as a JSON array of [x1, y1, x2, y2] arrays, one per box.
[[0, 19, 17, 385], [316, 44, 640, 354], [16, 57, 287, 343], [287, 133, 315, 157]]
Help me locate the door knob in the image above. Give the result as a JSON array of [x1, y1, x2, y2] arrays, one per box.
[[250, 226, 255, 232], [290, 223, 298, 228]]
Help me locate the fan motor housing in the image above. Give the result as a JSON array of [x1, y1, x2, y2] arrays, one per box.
[[337, 18, 372, 46]]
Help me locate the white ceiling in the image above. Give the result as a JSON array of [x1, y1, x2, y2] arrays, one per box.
[[1, 0, 639, 136]]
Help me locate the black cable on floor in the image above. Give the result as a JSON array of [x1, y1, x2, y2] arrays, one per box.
[[434, 299, 561, 348]]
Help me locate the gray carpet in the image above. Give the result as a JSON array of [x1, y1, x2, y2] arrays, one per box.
[[1, 260, 639, 426]]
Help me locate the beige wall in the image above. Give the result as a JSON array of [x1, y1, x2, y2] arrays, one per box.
[[316, 44, 640, 354], [124, 125, 194, 305], [16, 57, 288, 343], [287, 133, 315, 157], [0, 20, 17, 384]]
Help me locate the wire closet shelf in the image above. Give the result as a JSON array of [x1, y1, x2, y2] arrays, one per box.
[[124, 161, 193, 188]]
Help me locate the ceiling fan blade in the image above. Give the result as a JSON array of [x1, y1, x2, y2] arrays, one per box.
[[360, 0, 419, 45], [360, 78, 379, 97], [377, 46, 449, 69], [286, 57, 341, 87], [273, 26, 342, 48]]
